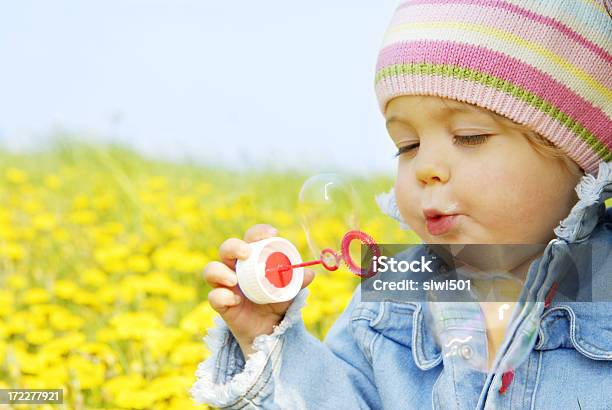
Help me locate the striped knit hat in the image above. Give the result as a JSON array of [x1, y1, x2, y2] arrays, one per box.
[[375, 0, 612, 175]]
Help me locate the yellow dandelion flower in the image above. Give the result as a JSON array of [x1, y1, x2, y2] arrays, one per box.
[[167, 396, 203, 410], [94, 244, 130, 272], [114, 388, 157, 410], [67, 355, 105, 389], [95, 327, 119, 343], [19, 375, 47, 389], [169, 342, 207, 366], [44, 174, 62, 189], [213, 207, 231, 221], [16, 225, 36, 241], [127, 254, 151, 273], [98, 287, 117, 305], [152, 245, 181, 270], [5, 313, 29, 336], [141, 296, 168, 316], [147, 176, 168, 190], [146, 374, 193, 402], [5, 167, 28, 184], [37, 363, 69, 387], [102, 221, 124, 236], [37, 348, 63, 368], [73, 289, 104, 310], [141, 271, 173, 295], [109, 311, 162, 340], [103, 373, 146, 397], [175, 250, 207, 274], [39, 332, 86, 356], [168, 284, 195, 302], [52, 227, 70, 242], [0, 289, 15, 316], [25, 329, 55, 346], [78, 342, 117, 365], [33, 213, 57, 231], [93, 193, 117, 211], [72, 195, 89, 209], [179, 301, 217, 336], [49, 308, 84, 331], [22, 287, 50, 305], [1, 242, 26, 261], [117, 275, 143, 303], [146, 328, 188, 359], [14, 348, 42, 374], [54, 279, 81, 300], [69, 209, 98, 225], [302, 304, 323, 328], [0, 339, 6, 362], [28, 303, 61, 316], [176, 195, 198, 211], [81, 268, 107, 288]]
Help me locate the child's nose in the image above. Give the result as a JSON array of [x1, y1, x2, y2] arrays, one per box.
[[414, 145, 450, 185]]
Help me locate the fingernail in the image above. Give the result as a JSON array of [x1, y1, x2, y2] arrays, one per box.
[[225, 276, 238, 287], [233, 295, 241, 304]]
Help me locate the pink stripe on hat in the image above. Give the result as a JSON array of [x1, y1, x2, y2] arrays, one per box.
[[388, 4, 612, 85], [377, 41, 612, 144], [375, 0, 612, 174]]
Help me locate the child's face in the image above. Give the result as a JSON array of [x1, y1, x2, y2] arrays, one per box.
[[386, 95, 582, 244]]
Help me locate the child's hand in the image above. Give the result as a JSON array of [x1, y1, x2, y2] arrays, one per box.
[[204, 224, 315, 357]]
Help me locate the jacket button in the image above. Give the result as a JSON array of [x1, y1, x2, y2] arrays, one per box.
[[460, 345, 473, 360]]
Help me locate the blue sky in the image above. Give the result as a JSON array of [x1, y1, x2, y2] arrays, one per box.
[[0, 1, 400, 175]]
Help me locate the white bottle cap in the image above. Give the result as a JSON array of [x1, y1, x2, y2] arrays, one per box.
[[235, 237, 304, 304]]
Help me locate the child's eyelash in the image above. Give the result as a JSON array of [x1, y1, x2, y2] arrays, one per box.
[[394, 134, 491, 157], [394, 142, 419, 157]]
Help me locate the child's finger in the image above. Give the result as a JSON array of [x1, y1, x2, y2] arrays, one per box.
[[203, 261, 238, 288], [301, 268, 315, 289], [218, 237, 251, 268], [244, 224, 278, 243], [208, 287, 241, 314]]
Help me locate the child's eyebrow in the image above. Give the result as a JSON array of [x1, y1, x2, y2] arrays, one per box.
[[386, 106, 474, 128]]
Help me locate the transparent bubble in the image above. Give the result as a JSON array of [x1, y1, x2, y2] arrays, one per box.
[[298, 174, 360, 272], [424, 298, 541, 374], [424, 301, 488, 373]]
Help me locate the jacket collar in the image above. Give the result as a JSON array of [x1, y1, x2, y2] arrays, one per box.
[[554, 161, 611, 243]]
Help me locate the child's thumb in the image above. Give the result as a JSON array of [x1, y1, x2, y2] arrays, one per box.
[[301, 268, 315, 289]]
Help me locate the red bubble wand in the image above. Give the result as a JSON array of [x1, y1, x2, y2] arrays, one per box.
[[264, 230, 381, 280]]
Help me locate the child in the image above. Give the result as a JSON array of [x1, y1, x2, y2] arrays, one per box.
[[192, 0, 611, 408]]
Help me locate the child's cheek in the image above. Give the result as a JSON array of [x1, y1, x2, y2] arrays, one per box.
[[482, 168, 551, 243], [463, 164, 536, 227]]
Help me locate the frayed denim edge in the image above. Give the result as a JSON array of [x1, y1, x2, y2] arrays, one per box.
[[375, 187, 411, 230], [554, 161, 611, 242], [190, 288, 310, 407]]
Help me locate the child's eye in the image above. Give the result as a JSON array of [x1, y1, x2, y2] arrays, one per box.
[[453, 134, 491, 146], [394, 142, 419, 157], [394, 135, 491, 158]]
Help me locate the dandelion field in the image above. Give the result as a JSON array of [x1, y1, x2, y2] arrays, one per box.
[[0, 143, 410, 409]]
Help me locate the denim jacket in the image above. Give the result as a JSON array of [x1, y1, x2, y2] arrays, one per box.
[[191, 162, 612, 410]]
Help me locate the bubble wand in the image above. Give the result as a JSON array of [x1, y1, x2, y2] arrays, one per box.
[[236, 230, 380, 304], [235, 175, 381, 304]]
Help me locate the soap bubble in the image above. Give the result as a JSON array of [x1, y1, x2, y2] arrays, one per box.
[[298, 174, 360, 272]]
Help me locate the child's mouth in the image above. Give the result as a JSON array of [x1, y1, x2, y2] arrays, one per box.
[[425, 214, 459, 235]]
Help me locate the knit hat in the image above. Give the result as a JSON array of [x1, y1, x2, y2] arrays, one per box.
[[375, 0, 612, 175]]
